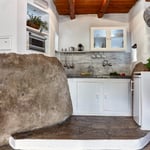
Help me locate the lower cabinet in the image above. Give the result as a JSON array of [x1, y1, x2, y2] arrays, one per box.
[[68, 78, 131, 116], [76, 81, 103, 115], [103, 80, 131, 116]]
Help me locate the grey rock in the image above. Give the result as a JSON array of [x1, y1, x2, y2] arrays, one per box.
[[0, 53, 72, 146], [144, 6, 150, 27]]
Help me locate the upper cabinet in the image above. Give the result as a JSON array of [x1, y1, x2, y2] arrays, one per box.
[[90, 27, 127, 51]]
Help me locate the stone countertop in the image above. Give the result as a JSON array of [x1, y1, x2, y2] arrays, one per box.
[[67, 74, 131, 79]]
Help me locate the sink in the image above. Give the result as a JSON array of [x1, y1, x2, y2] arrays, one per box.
[[96, 74, 110, 78]]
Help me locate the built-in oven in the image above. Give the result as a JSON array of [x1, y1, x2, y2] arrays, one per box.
[[27, 31, 47, 52]]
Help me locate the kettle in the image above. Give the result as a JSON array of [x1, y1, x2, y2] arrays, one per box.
[[69, 47, 75, 51], [78, 43, 84, 51]]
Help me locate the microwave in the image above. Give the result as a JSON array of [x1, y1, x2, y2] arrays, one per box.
[[27, 31, 47, 52]]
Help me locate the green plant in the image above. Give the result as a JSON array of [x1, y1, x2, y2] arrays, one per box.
[[145, 58, 150, 70], [39, 20, 48, 32], [27, 14, 48, 31]]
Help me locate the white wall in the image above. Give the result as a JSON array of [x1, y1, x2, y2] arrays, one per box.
[[129, 0, 150, 64], [48, 0, 59, 56], [17, 0, 27, 52], [0, 0, 18, 51], [0, 0, 59, 55], [58, 14, 130, 51]]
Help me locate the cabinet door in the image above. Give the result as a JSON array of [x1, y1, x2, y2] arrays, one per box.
[[110, 29, 126, 50], [67, 79, 77, 115], [76, 81, 103, 115], [90, 27, 126, 51], [133, 77, 141, 125], [103, 80, 131, 116], [93, 29, 107, 49], [91, 27, 107, 51]]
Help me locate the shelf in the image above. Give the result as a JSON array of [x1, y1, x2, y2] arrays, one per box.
[[26, 26, 48, 36], [55, 50, 90, 54], [55, 50, 111, 54], [27, 1, 49, 15], [55, 50, 126, 54]]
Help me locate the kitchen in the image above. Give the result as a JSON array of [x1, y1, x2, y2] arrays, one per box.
[[56, 0, 150, 127], [1, 0, 150, 149]]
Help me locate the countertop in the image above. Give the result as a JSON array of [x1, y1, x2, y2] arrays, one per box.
[[67, 74, 131, 79]]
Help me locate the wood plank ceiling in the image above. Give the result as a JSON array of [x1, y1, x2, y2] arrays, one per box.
[[53, 0, 138, 19]]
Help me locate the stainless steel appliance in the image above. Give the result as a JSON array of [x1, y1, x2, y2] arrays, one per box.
[[27, 31, 47, 52]]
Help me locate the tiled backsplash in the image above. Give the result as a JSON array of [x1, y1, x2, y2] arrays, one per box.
[[56, 52, 131, 76]]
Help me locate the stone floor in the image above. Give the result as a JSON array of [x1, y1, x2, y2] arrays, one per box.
[[1, 116, 150, 150]]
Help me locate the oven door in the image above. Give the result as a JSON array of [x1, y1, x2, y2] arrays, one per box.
[[29, 32, 46, 52]]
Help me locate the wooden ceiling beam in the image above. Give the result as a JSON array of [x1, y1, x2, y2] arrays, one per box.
[[68, 0, 76, 19], [98, 0, 110, 18], [53, 0, 137, 19]]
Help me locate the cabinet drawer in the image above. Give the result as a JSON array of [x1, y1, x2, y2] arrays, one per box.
[[0, 37, 12, 50]]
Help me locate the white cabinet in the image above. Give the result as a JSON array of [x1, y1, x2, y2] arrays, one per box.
[[68, 78, 131, 116], [68, 79, 77, 115], [103, 80, 131, 116], [76, 80, 103, 115], [90, 27, 127, 51], [68, 79, 101, 115], [0, 37, 12, 50], [133, 75, 141, 126], [133, 72, 150, 130]]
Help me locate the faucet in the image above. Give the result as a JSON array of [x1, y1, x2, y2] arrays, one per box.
[[88, 65, 94, 74], [102, 60, 112, 67]]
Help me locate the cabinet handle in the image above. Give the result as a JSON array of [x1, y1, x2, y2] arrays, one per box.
[[130, 80, 134, 92]]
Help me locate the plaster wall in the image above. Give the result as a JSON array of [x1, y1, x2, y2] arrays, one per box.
[[58, 14, 130, 51], [129, 0, 150, 64], [48, 0, 59, 56], [0, 0, 18, 51]]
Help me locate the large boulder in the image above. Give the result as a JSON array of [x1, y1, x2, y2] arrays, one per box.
[[0, 53, 72, 146]]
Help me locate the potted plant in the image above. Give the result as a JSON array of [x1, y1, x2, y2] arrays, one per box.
[[145, 58, 150, 70], [27, 14, 48, 32]]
